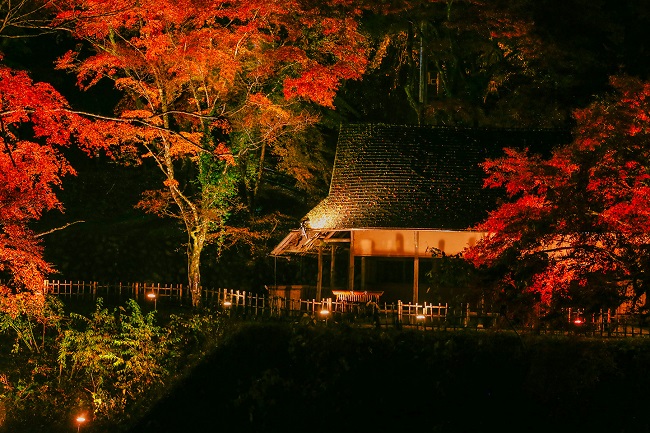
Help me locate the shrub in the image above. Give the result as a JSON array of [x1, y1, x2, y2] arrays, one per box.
[[57, 298, 172, 420]]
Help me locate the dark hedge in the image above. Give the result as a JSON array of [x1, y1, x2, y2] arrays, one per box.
[[127, 323, 650, 433]]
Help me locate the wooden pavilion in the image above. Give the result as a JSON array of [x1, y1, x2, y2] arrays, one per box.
[[271, 123, 566, 304]]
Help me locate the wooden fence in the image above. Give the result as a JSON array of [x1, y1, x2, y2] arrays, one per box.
[[44, 280, 649, 337]]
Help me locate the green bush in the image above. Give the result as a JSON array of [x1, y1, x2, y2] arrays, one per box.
[[0, 297, 226, 433], [0, 296, 64, 353], [58, 299, 172, 419]]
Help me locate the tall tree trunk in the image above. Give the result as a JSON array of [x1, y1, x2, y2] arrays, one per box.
[[404, 21, 422, 124], [187, 231, 204, 307], [249, 140, 267, 213], [158, 84, 207, 308]]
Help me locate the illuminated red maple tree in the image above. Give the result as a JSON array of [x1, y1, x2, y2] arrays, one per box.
[[466, 76, 650, 312], [0, 63, 102, 317], [50, 0, 369, 306]]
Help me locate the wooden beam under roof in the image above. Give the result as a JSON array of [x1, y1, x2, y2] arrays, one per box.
[[270, 229, 347, 256]]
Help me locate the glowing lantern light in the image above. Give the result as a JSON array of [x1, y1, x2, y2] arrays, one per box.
[[147, 292, 157, 309], [320, 309, 330, 325], [75, 415, 87, 432]]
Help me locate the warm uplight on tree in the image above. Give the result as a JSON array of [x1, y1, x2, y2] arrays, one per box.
[[0, 63, 104, 319]]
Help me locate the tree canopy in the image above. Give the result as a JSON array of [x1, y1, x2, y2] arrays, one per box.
[[48, 0, 369, 305], [466, 76, 650, 313]]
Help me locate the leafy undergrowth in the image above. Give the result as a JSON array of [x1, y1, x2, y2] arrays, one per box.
[[0, 298, 226, 433]]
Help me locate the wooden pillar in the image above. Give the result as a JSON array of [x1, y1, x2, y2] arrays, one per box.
[[361, 257, 367, 291], [330, 245, 337, 292], [413, 231, 419, 304], [273, 256, 277, 290], [348, 231, 355, 291], [316, 244, 323, 301]]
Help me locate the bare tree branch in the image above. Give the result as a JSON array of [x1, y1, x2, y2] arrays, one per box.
[[0, 0, 58, 36], [36, 220, 84, 237]]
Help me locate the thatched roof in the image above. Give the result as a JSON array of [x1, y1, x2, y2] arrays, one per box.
[[304, 123, 567, 231], [271, 123, 568, 256]]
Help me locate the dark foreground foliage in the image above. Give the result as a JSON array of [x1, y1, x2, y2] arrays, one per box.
[[128, 322, 650, 433], [0, 299, 225, 433], [3, 306, 650, 433]]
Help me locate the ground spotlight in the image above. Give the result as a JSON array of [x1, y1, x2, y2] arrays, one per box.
[[147, 292, 157, 310], [75, 415, 86, 432]]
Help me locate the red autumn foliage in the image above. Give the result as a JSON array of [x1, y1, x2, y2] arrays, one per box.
[[0, 63, 105, 316], [466, 76, 650, 310], [48, 0, 370, 305], [51, 0, 368, 110]]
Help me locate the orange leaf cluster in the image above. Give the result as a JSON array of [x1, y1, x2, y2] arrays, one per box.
[[53, 0, 368, 108], [48, 0, 370, 179], [44, 0, 372, 302], [0, 64, 112, 313]]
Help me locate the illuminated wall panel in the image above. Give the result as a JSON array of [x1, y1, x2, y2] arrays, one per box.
[[352, 229, 486, 257]]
